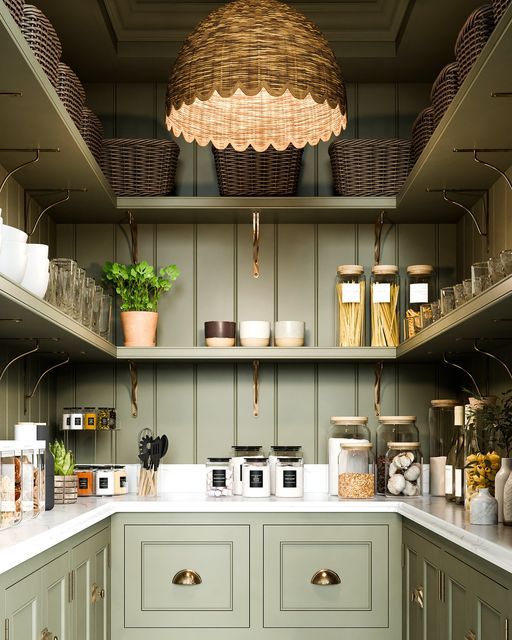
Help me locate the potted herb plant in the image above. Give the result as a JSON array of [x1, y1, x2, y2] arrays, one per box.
[[103, 261, 180, 347], [49, 440, 77, 504]]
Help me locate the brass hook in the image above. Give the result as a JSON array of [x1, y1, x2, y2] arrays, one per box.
[[129, 360, 138, 417], [374, 211, 385, 265], [128, 211, 138, 264], [252, 360, 260, 417], [442, 353, 482, 397], [252, 210, 260, 278], [374, 361, 383, 417]]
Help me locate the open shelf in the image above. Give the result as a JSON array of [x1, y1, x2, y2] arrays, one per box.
[[0, 274, 116, 362]]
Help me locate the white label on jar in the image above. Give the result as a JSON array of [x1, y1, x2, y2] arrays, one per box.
[[341, 283, 361, 303], [445, 465, 453, 492], [212, 469, 226, 487], [410, 283, 429, 304], [99, 477, 109, 489], [250, 470, 263, 488], [282, 469, 297, 488], [373, 282, 391, 303], [455, 469, 462, 497]]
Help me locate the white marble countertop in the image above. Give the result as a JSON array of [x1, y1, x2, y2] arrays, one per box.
[[1, 493, 512, 577]]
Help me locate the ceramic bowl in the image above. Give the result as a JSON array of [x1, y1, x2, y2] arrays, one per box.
[[274, 320, 305, 347], [204, 321, 236, 347], [239, 321, 270, 347], [0, 240, 28, 283], [2, 224, 28, 243], [21, 256, 50, 298]]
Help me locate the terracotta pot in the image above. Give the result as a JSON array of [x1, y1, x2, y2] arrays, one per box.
[[121, 311, 158, 347]]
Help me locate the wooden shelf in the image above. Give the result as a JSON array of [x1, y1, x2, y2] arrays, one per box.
[[0, 275, 116, 362]]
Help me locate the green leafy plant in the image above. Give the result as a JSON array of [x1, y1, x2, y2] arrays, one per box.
[[49, 440, 75, 476], [465, 390, 512, 457], [102, 261, 180, 312]]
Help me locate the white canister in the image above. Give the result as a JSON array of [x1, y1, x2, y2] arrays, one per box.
[[61, 408, 72, 431], [239, 321, 271, 347], [230, 446, 263, 495], [206, 458, 233, 497], [95, 466, 115, 496], [275, 458, 304, 498], [70, 409, 84, 430], [242, 457, 270, 497], [274, 321, 305, 347], [113, 466, 128, 495], [269, 445, 303, 494]]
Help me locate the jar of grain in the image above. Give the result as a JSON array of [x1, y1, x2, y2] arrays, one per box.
[[338, 442, 375, 499], [328, 417, 370, 495], [335, 265, 365, 347], [370, 265, 399, 347]]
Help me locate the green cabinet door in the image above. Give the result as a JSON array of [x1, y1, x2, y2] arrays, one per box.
[[92, 530, 110, 640], [403, 533, 420, 640], [5, 571, 41, 640], [41, 553, 70, 640]]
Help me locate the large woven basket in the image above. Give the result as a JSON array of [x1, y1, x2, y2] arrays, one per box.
[[4, 0, 24, 27], [493, 0, 511, 22], [212, 145, 303, 197], [329, 139, 412, 197], [21, 4, 61, 87], [57, 63, 86, 129], [411, 107, 434, 164], [100, 138, 180, 197], [79, 106, 104, 164], [455, 4, 494, 84], [431, 62, 459, 129]]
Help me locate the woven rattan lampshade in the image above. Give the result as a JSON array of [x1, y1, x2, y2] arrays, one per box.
[[165, 0, 347, 151]]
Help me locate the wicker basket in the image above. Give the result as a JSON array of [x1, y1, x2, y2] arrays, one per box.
[[21, 4, 62, 87], [79, 107, 104, 164], [411, 107, 434, 164], [329, 139, 412, 197], [212, 145, 303, 196], [54, 475, 77, 505], [455, 4, 494, 84], [4, 0, 24, 28], [57, 63, 86, 129], [100, 138, 180, 197], [493, 0, 511, 22], [431, 62, 459, 129]]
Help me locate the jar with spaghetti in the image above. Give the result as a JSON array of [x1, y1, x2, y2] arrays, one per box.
[[335, 265, 365, 347], [404, 265, 434, 339], [371, 265, 399, 347], [338, 442, 375, 499]]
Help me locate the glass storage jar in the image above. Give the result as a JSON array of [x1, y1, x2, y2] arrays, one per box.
[[328, 417, 370, 495], [20, 446, 35, 519], [275, 458, 304, 498], [405, 265, 434, 339], [113, 465, 128, 495], [206, 458, 233, 497], [269, 446, 303, 495], [385, 442, 422, 497], [428, 399, 457, 496], [62, 407, 72, 431], [338, 442, 375, 499], [242, 457, 270, 497], [83, 407, 97, 430], [75, 466, 95, 497], [0, 446, 21, 529], [230, 446, 263, 495], [34, 442, 45, 515], [370, 265, 399, 347], [335, 265, 365, 347], [377, 416, 419, 494]]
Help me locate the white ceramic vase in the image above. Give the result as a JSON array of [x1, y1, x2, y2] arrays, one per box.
[[470, 488, 498, 525], [504, 473, 512, 526], [495, 458, 512, 523]]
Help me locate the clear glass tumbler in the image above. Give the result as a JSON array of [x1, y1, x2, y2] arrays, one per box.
[[99, 294, 113, 340], [72, 267, 86, 321], [462, 278, 473, 300], [453, 283, 465, 307], [420, 303, 433, 328], [91, 285, 103, 334], [48, 258, 77, 313], [471, 261, 490, 295], [488, 255, 505, 285], [431, 300, 441, 322], [440, 286, 455, 316], [82, 277, 96, 328], [500, 249, 512, 276]]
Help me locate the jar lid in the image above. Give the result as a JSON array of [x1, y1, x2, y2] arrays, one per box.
[[337, 264, 364, 276], [387, 441, 421, 449], [341, 442, 373, 450], [371, 264, 398, 275], [379, 416, 416, 424], [232, 445, 262, 451], [331, 416, 368, 425], [207, 457, 231, 463], [271, 445, 302, 451], [277, 457, 303, 462], [407, 264, 433, 276], [244, 456, 268, 462], [430, 399, 458, 408]]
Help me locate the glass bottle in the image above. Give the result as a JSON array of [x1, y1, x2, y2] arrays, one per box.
[[335, 265, 365, 347], [405, 264, 433, 339], [464, 405, 480, 509], [429, 399, 457, 496], [376, 416, 419, 494], [453, 406, 465, 505], [338, 442, 375, 499], [328, 417, 370, 496], [370, 265, 399, 347], [445, 405, 464, 502]]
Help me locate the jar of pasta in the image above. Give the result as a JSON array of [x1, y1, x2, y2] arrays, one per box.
[[371, 265, 399, 347], [335, 265, 365, 347]]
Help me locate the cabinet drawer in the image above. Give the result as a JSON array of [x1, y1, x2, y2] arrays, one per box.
[[264, 524, 389, 628], [124, 524, 249, 628]]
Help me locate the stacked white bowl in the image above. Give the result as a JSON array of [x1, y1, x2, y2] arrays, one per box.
[[21, 243, 50, 298]]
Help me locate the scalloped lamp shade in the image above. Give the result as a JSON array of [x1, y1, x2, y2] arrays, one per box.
[[165, 0, 347, 152]]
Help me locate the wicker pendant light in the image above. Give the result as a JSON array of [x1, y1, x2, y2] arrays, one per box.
[[165, 0, 347, 152]]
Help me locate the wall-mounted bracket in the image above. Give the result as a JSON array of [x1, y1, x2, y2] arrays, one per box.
[[473, 338, 512, 382], [426, 188, 488, 237], [0, 340, 39, 384], [442, 353, 482, 397], [0, 148, 59, 195], [491, 92, 512, 98], [129, 360, 138, 417], [0, 92, 22, 97], [374, 211, 385, 265], [24, 352, 69, 414], [374, 361, 383, 417], [252, 360, 260, 417], [453, 148, 512, 193], [24, 188, 87, 237], [252, 210, 260, 279], [128, 211, 138, 264]]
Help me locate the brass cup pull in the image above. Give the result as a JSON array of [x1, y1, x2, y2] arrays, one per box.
[[172, 569, 202, 585], [40, 629, 54, 640], [412, 586, 424, 609], [311, 569, 341, 586], [91, 583, 105, 603], [465, 632, 477, 640]]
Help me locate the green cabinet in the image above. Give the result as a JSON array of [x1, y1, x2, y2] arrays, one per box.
[[5, 571, 41, 640], [41, 553, 70, 640]]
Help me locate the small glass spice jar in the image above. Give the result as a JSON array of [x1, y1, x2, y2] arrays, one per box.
[[385, 442, 422, 497], [370, 265, 399, 347], [95, 466, 115, 496], [83, 407, 97, 430], [404, 265, 434, 339], [113, 465, 128, 495], [268, 445, 303, 495], [75, 466, 95, 497], [97, 408, 110, 431], [62, 408, 72, 431], [275, 458, 304, 498], [206, 458, 233, 497], [338, 442, 375, 499], [230, 446, 263, 495], [335, 265, 365, 347], [242, 457, 270, 497], [69, 408, 84, 430]]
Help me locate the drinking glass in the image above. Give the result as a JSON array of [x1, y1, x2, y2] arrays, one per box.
[[82, 277, 96, 328], [463, 278, 473, 300], [91, 285, 103, 334], [453, 283, 465, 307], [99, 294, 113, 341], [488, 255, 505, 285], [440, 287, 455, 316], [48, 258, 77, 313], [499, 249, 512, 276], [420, 303, 433, 328], [471, 261, 490, 295], [72, 267, 86, 321], [431, 301, 441, 322]]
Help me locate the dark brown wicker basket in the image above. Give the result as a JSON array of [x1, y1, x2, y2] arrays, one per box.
[[411, 107, 434, 165], [4, 0, 24, 28], [100, 138, 180, 197], [430, 62, 459, 129], [212, 145, 303, 197], [455, 4, 494, 84], [329, 139, 412, 197], [21, 4, 61, 86], [57, 63, 86, 129], [493, 0, 511, 22], [79, 107, 104, 164]]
